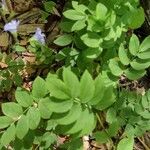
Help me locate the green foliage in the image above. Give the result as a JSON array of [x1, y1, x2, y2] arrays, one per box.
[[0, 52, 23, 92], [109, 34, 150, 80], [1, 0, 150, 149], [0, 68, 116, 148], [117, 136, 134, 150], [54, 34, 73, 46], [41, 0, 56, 20]]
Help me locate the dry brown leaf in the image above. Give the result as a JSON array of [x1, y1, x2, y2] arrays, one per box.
[[0, 62, 8, 68]]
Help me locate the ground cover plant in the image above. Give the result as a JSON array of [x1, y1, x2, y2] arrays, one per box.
[[0, 0, 150, 149]]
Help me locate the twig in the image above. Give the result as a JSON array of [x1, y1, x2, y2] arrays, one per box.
[[134, 144, 142, 150], [137, 137, 150, 150]]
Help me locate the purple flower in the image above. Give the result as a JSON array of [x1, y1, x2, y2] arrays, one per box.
[[4, 20, 20, 33], [33, 28, 45, 44]]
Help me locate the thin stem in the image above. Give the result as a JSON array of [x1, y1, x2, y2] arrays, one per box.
[[137, 137, 150, 150], [96, 113, 105, 129], [96, 113, 115, 150]]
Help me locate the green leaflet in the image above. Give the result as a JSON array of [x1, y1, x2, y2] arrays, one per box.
[[54, 35, 73, 46], [79, 70, 95, 103], [82, 47, 102, 59], [107, 122, 120, 137], [130, 59, 150, 70], [71, 20, 86, 31], [96, 3, 108, 20], [117, 136, 134, 150], [94, 131, 109, 143], [57, 107, 95, 135], [32, 76, 47, 100], [119, 44, 130, 65], [2, 102, 23, 119], [15, 89, 33, 107], [106, 108, 117, 124], [38, 98, 52, 119], [63, 68, 80, 98], [46, 120, 57, 131], [65, 107, 95, 135], [0, 116, 13, 129], [27, 107, 41, 130], [140, 111, 150, 119], [1, 124, 16, 146], [94, 86, 116, 110], [139, 36, 150, 52], [109, 59, 124, 76], [40, 97, 73, 113], [46, 76, 70, 100], [129, 34, 139, 56], [43, 1, 55, 13], [81, 33, 102, 48], [59, 21, 74, 33], [40, 132, 57, 149], [142, 94, 149, 109], [88, 74, 106, 105], [72, 1, 87, 13], [78, 109, 96, 136], [94, 122, 119, 143], [128, 7, 145, 29], [63, 9, 86, 21], [14, 45, 26, 52], [125, 68, 146, 80], [62, 138, 83, 150], [16, 115, 29, 139], [137, 50, 150, 59], [52, 103, 82, 125]]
